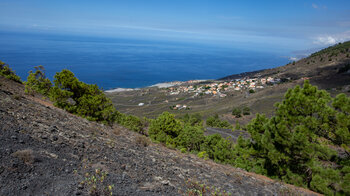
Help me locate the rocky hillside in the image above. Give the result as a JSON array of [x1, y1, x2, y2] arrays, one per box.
[[222, 41, 350, 89], [0, 76, 320, 195]]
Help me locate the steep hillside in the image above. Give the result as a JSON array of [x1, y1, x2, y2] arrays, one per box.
[[0, 76, 320, 195], [222, 41, 350, 89]]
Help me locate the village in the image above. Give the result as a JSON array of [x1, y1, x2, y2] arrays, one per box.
[[134, 77, 285, 111], [166, 77, 282, 99]]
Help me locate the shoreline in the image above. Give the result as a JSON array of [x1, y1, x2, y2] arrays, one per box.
[[104, 79, 209, 93]]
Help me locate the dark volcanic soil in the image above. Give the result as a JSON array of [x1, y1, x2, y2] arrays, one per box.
[[0, 76, 320, 196]]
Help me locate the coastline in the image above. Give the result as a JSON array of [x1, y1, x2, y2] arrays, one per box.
[[104, 79, 208, 93]]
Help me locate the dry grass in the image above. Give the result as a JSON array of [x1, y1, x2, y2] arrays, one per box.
[[135, 135, 151, 147], [12, 149, 35, 164], [112, 128, 121, 135]]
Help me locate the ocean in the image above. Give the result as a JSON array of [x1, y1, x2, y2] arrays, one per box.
[[0, 31, 289, 90]]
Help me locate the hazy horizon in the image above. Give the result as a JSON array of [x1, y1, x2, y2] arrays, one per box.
[[1, 0, 350, 57]]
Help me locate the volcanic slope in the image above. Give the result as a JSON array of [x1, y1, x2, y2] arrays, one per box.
[[0, 76, 320, 195]]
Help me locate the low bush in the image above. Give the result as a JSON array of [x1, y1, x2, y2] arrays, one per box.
[[136, 135, 151, 147], [179, 113, 203, 127], [115, 112, 146, 134], [148, 112, 182, 145], [232, 108, 242, 118], [80, 169, 114, 196], [25, 65, 52, 96], [206, 114, 232, 129], [184, 179, 231, 196], [242, 106, 250, 115], [0, 61, 22, 83], [12, 149, 34, 164], [49, 69, 117, 124], [176, 125, 205, 152]]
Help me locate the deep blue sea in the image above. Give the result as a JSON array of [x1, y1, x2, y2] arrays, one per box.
[[0, 31, 289, 89]]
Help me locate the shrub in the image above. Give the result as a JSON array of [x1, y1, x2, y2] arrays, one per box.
[[115, 112, 146, 134], [81, 169, 114, 196], [136, 135, 151, 147], [206, 114, 232, 129], [249, 89, 255, 93], [242, 106, 250, 115], [232, 108, 242, 118], [49, 69, 117, 124], [200, 134, 234, 163], [176, 125, 205, 152], [184, 179, 230, 196], [179, 113, 203, 127], [12, 149, 34, 164], [148, 112, 182, 145], [25, 65, 52, 96], [0, 61, 22, 83], [197, 151, 209, 160], [234, 121, 241, 130]]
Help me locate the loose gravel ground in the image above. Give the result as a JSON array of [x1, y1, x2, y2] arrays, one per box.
[[0, 76, 320, 196]]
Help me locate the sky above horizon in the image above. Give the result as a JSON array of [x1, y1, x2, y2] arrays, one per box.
[[0, 0, 350, 56]]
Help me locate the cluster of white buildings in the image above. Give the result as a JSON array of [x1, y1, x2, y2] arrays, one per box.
[[167, 77, 281, 98]]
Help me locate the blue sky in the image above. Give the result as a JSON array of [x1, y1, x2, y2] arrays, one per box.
[[0, 0, 350, 54]]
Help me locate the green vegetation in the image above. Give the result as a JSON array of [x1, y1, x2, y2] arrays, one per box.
[[25, 65, 52, 96], [232, 81, 350, 195], [232, 108, 242, 118], [115, 112, 147, 134], [179, 113, 203, 127], [242, 106, 250, 115], [232, 107, 250, 117], [25, 65, 148, 131], [25, 67, 118, 124], [0, 61, 22, 83], [200, 134, 233, 163], [234, 121, 240, 130], [49, 69, 117, 124], [80, 169, 114, 196], [184, 179, 231, 196], [148, 81, 350, 195], [311, 41, 350, 58], [249, 89, 255, 93], [206, 114, 233, 129], [149, 112, 182, 146], [176, 125, 205, 152], [149, 112, 234, 163]]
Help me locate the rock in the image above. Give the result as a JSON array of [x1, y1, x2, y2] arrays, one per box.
[[160, 180, 170, 185], [77, 142, 85, 148], [154, 176, 162, 181], [77, 184, 84, 190], [51, 135, 58, 141]]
